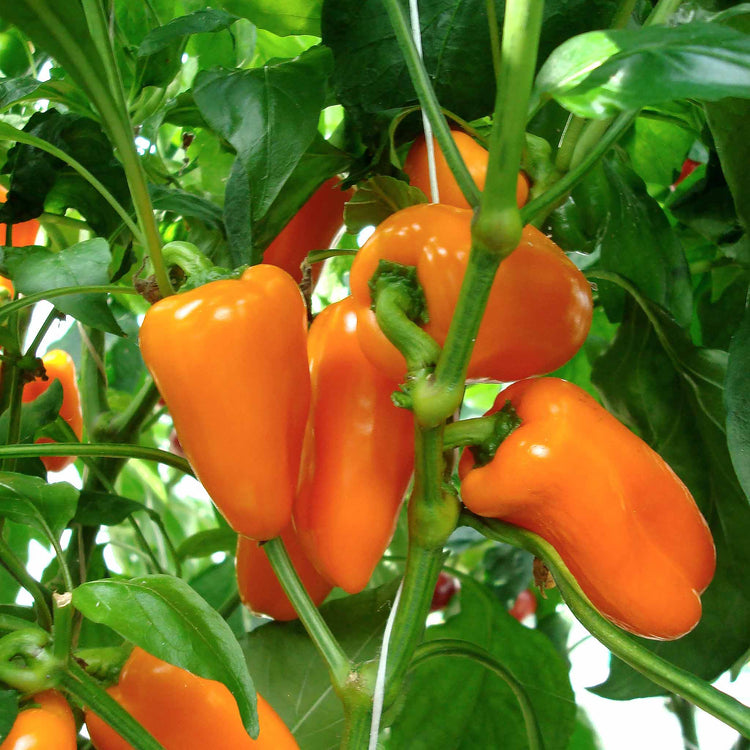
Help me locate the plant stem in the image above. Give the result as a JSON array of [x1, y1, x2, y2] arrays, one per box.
[[612, 0, 639, 28], [2, 362, 24, 473], [569, 118, 614, 171], [463, 513, 750, 738], [264, 537, 350, 690], [648, 0, 683, 25], [61, 661, 166, 750], [555, 115, 587, 171], [669, 695, 699, 750], [486, 0, 503, 83], [342, 703, 374, 750], [0, 442, 192, 474], [0, 536, 52, 631], [411, 639, 544, 750], [52, 593, 74, 664], [24, 309, 61, 358], [381, 0, 480, 208]]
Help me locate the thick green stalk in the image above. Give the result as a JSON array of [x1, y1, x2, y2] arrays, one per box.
[[381, 0, 480, 208], [264, 537, 350, 691], [411, 639, 544, 750], [464, 514, 750, 738], [61, 661, 165, 750], [52, 593, 74, 664]]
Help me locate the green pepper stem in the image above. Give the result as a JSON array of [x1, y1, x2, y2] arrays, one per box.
[[52, 593, 74, 663], [61, 660, 166, 750], [463, 513, 750, 738], [264, 537, 350, 691], [0, 536, 53, 631], [411, 638, 544, 750]]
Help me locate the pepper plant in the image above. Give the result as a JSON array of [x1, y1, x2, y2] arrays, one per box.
[[0, 0, 748, 748]]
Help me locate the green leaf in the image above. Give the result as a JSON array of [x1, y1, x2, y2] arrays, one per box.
[[0, 690, 18, 743], [72, 574, 258, 737], [4, 238, 124, 335], [177, 529, 238, 560], [590, 297, 750, 698], [72, 490, 144, 527], [138, 8, 239, 56], [0, 380, 62, 449], [534, 23, 750, 119], [149, 185, 225, 228], [726, 296, 750, 498], [389, 578, 575, 750], [243, 580, 400, 749], [193, 45, 332, 224], [218, 0, 323, 36], [0, 77, 46, 110], [343, 176, 427, 234], [0, 472, 78, 541], [323, 0, 619, 132]]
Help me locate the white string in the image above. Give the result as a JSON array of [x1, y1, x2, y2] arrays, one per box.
[[408, 0, 440, 204], [368, 580, 403, 750]]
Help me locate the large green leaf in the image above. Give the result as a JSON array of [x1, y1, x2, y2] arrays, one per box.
[[590, 295, 750, 698], [4, 238, 123, 335], [73, 574, 258, 737], [219, 0, 323, 36], [534, 22, 750, 118], [389, 578, 575, 750], [243, 580, 399, 749], [323, 0, 619, 133], [726, 296, 750, 499]]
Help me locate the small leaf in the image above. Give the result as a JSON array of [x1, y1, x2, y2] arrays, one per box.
[[73, 575, 258, 737], [0, 472, 78, 541], [4, 238, 124, 335], [138, 9, 240, 56], [177, 529, 238, 561], [344, 176, 427, 234], [534, 23, 750, 118], [72, 491, 144, 527]]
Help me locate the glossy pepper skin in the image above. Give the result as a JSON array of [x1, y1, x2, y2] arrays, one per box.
[[139, 265, 310, 541], [0, 690, 77, 750], [349, 203, 593, 383], [236, 522, 333, 621], [294, 297, 414, 594], [460, 378, 716, 640], [263, 178, 351, 284], [85, 647, 298, 750], [22, 349, 83, 473], [404, 130, 529, 208]]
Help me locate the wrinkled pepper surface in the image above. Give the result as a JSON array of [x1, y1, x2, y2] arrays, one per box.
[[294, 297, 414, 593], [236, 522, 333, 621], [460, 377, 716, 640], [85, 647, 298, 749], [349, 203, 593, 383], [139, 264, 310, 541]]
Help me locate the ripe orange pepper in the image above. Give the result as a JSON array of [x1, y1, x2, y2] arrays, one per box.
[[0, 690, 77, 750], [403, 130, 529, 208], [0, 276, 13, 299], [0, 185, 40, 247], [236, 522, 333, 621], [85, 647, 299, 749], [294, 297, 414, 593], [349, 203, 593, 383], [21, 349, 83, 473], [139, 265, 310, 541], [262, 178, 352, 284], [460, 378, 716, 640]]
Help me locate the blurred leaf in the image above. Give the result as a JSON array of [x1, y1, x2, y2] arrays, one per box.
[[149, 185, 225, 228], [534, 23, 750, 118], [591, 297, 750, 697], [4, 238, 124, 335], [0, 472, 78, 541], [73, 574, 258, 737], [72, 490, 144, 527], [243, 579, 400, 749], [389, 578, 575, 750], [0, 77, 46, 110], [0, 690, 18, 743], [177, 529, 237, 560], [481, 543, 534, 607], [726, 296, 750, 498], [344, 175, 426, 234], [219, 0, 323, 36], [567, 708, 605, 750], [138, 8, 239, 56]]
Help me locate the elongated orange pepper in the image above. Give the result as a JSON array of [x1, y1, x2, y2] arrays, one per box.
[[139, 265, 310, 541], [404, 129, 529, 208], [0, 690, 77, 750], [236, 522, 333, 621], [22, 349, 83, 473], [85, 647, 298, 749], [349, 203, 593, 383], [294, 297, 414, 594], [460, 378, 716, 640]]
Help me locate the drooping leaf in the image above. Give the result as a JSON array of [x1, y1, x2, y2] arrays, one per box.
[[0, 472, 78, 542], [149, 185, 225, 228], [218, 0, 323, 36], [534, 22, 750, 118], [4, 238, 124, 335], [73, 574, 258, 737], [389, 578, 576, 750], [590, 295, 750, 698], [72, 490, 145, 527], [138, 8, 240, 56]]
